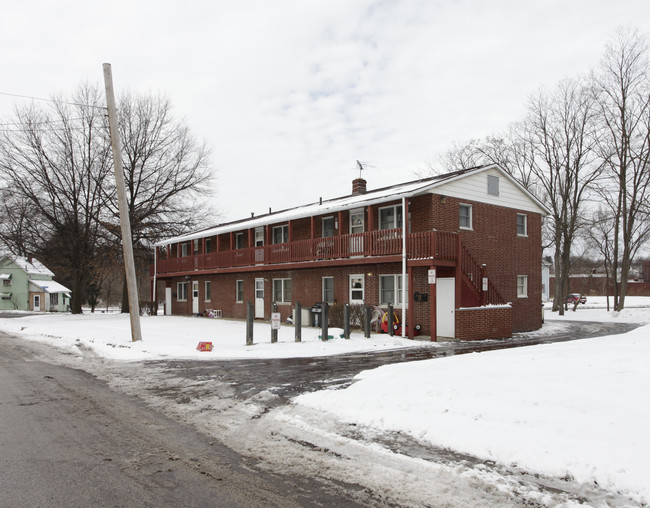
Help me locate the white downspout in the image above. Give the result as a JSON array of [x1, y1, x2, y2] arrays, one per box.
[[153, 245, 157, 305], [401, 196, 407, 338]]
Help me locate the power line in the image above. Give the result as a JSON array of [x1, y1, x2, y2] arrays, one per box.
[[0, 91, 107, 110]]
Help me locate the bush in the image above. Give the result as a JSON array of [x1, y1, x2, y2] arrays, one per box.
[[328, 303, 365, 329], [139, 300, 158, 316]]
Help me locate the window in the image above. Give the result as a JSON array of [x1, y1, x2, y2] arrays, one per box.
[[177, 281, 188, 301], [236, 280, 244, 302], [272, 225, 288, 244], [205, 281, 212, 302], [193, 239, 200, 254], [180, 242, 189, 257], [322, 217, 335, 238], [50, 293, 59, 306], [2, 279, 11, 287], [1, 292, 11, 301], [273, 278, 292, 304], [235, 232, 244, 250], [350, 275, 364, 304], [255, 227, 265, 247], [517, 275, 528, 298], [459, 204, 472, 229], [379, 274, 408, 307], [205, 238, 212, 253], [322, 277, 334, 304], [517, 214, 527, 236], [487, 175, 500, 196], [379, 205, 402, 230]]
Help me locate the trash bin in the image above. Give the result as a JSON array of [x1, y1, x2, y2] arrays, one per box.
[[311, 303, 323, 327]]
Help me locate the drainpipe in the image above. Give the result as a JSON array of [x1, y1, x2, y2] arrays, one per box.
[[153, 246, 157, 305], [401, 196, 407, 338]]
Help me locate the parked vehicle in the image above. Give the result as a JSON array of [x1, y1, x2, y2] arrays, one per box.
[[566, 293, 587, 305]]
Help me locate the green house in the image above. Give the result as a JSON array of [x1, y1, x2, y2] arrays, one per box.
[[0, 254, 71, 312]]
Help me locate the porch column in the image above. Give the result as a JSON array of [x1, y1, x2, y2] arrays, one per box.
[[455, 234, 462, 310], [430, 265, 437, 342], [407, 265, 414, 339]]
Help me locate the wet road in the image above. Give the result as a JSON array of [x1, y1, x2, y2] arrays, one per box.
[[147, 319, 639, 406]]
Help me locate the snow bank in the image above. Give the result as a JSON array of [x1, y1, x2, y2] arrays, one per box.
[[0, 312, 431, 360], [295, 323, 650, 502]]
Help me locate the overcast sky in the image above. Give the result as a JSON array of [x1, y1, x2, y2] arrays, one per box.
[[3, 1, 650, 223]]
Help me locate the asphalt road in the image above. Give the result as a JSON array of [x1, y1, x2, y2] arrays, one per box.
[[0, 333, 363, 508]]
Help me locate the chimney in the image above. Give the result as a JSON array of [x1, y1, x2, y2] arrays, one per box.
[[352, 178, 367, 195]]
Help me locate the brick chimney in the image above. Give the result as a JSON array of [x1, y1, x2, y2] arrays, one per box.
[[352, 178, 367, 195]]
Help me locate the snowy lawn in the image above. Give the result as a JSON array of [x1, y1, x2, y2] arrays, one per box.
[[295, 297, 650, 503], [0, 312, 427, 360]]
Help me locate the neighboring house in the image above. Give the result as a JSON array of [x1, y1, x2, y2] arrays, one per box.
[[0, 254, 71, 312], [151, 165, 550, 340]]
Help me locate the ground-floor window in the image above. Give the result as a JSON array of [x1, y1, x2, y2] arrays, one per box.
[[349, 275, 364, 304], [517, 275, 528, 298], [50, 293, 59, 306], [379, 274, 408, 307], [273, 278, 292, 304], [322, 276, 334, 304], [177, 281, 188, 301], [236, 280, 244, 302], [205, 281, 212, 302]]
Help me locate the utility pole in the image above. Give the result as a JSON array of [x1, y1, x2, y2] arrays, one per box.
[[103, 63, 142, 342]]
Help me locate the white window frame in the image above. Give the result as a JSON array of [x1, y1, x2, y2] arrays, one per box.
[[193, 239, 200, 254], [2, 279, 11, 287], [272, 225, 289, 244], [517, 275, 528, 298], [180, 242, 189, 257], [236, 280, 244, 303], [459, 204, 473, 230], [204, 281, 212, 302], [517, 213, 528, 237], [177, 281, 188, 301], [235, 232, 244, 250], [322, 217, 335, 238], [349, 274, 364, 304], [322, 276, 334, 304], [378, 204, 402, 230], [379, 274, 408, 307], [273, 278, 292, 304]]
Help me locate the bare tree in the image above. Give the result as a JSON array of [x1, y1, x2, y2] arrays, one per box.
[[103, 92, 215, 310], [593, 27, 650, 311], [0, 84, 112, 313], [525, 77, 602, 315]]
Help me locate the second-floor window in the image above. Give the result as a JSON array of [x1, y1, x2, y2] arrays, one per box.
[[379, 205, 402, 230], [517, 214, 527, 236], [235, 232, 244, 249], [273, 225, 288, 244], [180, 242, 189, 257], [322, 217, 335, 238], [459, 204, 472, 230]]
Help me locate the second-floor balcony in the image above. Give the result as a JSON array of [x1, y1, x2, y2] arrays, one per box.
[[155, 228, 459, 275]]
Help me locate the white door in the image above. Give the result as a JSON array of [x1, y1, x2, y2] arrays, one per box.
[[192, 281, 199, 314], [436, 277, 455, 338], [33, 294, 41, 312], [165, 287, 172, 315], [349, 209, 364, 255], [255, 278, 264, 318]]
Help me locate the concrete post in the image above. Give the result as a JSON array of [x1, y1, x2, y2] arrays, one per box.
[[364, 306, 371, 338], [295, 301, 302, 342], [271, 302, 278, 343], [246, 301, 254, 346], [343, 303, 350, 339], [388, 303, 394, 337], [322, 302, 329, 341]]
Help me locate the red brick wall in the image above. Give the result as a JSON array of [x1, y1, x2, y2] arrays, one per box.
[[456, 306, 512, 340]]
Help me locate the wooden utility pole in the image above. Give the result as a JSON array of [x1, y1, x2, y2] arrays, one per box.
[[102, 63, 142, 342]]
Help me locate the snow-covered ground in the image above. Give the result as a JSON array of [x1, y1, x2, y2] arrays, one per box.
[[1, 296, 649, 505]]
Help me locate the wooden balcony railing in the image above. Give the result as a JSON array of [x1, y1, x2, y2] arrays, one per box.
[[155, 229, 458, 275]]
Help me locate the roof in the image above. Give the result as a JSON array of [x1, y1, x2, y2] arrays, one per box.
[[29, 280, 72, 295], [0, 254, 54, 277], [156, 164, 550, 247]]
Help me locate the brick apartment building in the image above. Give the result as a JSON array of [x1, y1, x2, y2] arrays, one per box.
[[151, 164, 549, 340]]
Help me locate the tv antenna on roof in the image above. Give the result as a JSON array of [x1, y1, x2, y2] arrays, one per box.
[[356, 160, 365, 179]]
